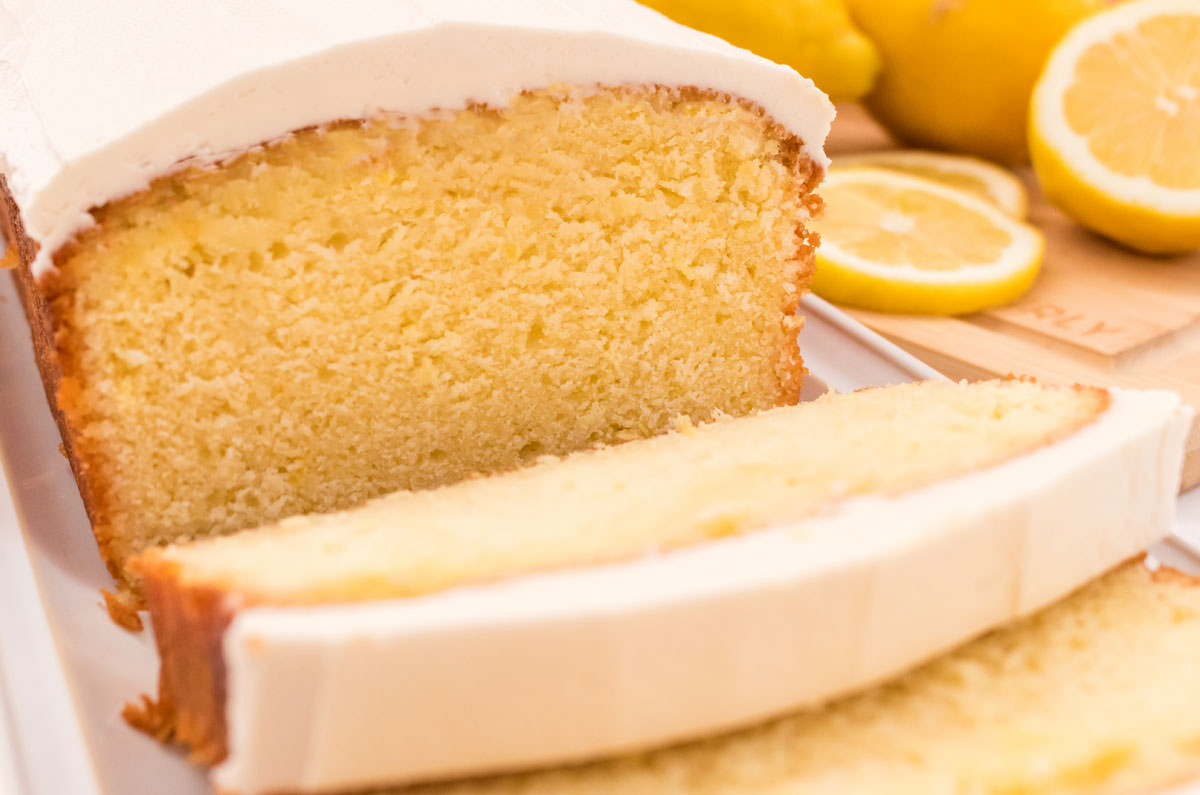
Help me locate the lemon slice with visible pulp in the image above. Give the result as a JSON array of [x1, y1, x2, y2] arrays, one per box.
[[811, 169, 1044, 315], [1030, 0, 1200, 253], [833, 150, 1029, 218]]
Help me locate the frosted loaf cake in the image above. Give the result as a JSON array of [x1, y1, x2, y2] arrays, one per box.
[[0, 0, 834, 593]]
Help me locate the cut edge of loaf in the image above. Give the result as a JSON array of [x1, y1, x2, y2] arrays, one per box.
[[7, 84, 822, 621]]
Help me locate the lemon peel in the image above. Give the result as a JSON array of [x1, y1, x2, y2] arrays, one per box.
[[1030, 0, 1200, 254]]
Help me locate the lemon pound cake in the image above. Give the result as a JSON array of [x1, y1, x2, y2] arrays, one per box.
[[129, 380, 1192, 794], [0, 1, 833, 590], [405, 559, 1200, 795]]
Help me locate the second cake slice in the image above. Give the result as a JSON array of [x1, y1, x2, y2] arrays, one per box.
[[132, 379, 1192, 794]]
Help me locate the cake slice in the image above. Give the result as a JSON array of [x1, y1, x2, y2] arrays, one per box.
[[129, 379, 1193, 793], [0, 0, 833, 590], [406, 559, 1200, 795]]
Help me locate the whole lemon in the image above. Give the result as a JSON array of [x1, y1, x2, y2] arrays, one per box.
[[639, 0, 881, 101], [846, 0, 1115, 164]]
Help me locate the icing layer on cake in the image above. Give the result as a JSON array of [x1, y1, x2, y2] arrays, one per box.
[[0, 0, 834, 276], [213, 388, 1191, 794]]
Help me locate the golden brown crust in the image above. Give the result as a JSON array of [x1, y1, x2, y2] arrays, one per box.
[[127, 556, 235, 765], [1149, 559, 1200, 587], [122, 693, 178, 744], [1, 176, 140, 625], [776, 207, 819, 404], [103, 588, 146, 632], [42, 241, 134, 579], [0, 244, 17, 270]]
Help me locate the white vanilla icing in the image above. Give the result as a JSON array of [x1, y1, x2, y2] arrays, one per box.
[[215, 388, 1192, 794], [0, 0, 834, 275]]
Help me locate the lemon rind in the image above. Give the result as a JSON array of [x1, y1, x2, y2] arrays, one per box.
[[812, 253, 1041, 315], [1031, 0, 1200, 217]]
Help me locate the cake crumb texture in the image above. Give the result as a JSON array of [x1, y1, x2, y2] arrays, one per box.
[[41, 85, 819, 579], [138, 380, 1107, 605], [396, 560, 1200, 795]]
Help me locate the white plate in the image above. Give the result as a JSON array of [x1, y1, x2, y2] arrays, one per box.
[[0, 278, 1192, 795]]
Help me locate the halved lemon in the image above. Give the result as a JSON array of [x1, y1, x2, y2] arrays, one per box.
[[833, 150, 1029, 218], [811, 169, 1044, 315], [1030, 0, 1200, 254]]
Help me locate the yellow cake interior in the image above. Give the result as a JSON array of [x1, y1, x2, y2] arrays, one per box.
[[136, 380, 1107, 604], [47, 85, 820, 577]]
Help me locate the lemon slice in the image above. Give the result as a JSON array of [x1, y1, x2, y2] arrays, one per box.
[[811, 169, 1044, 315], [833, 150, 1029, 218], [1030, 0, 1200, 253]]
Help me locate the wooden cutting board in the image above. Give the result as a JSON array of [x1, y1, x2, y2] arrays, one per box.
[[826, 105, 1200, 490]]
